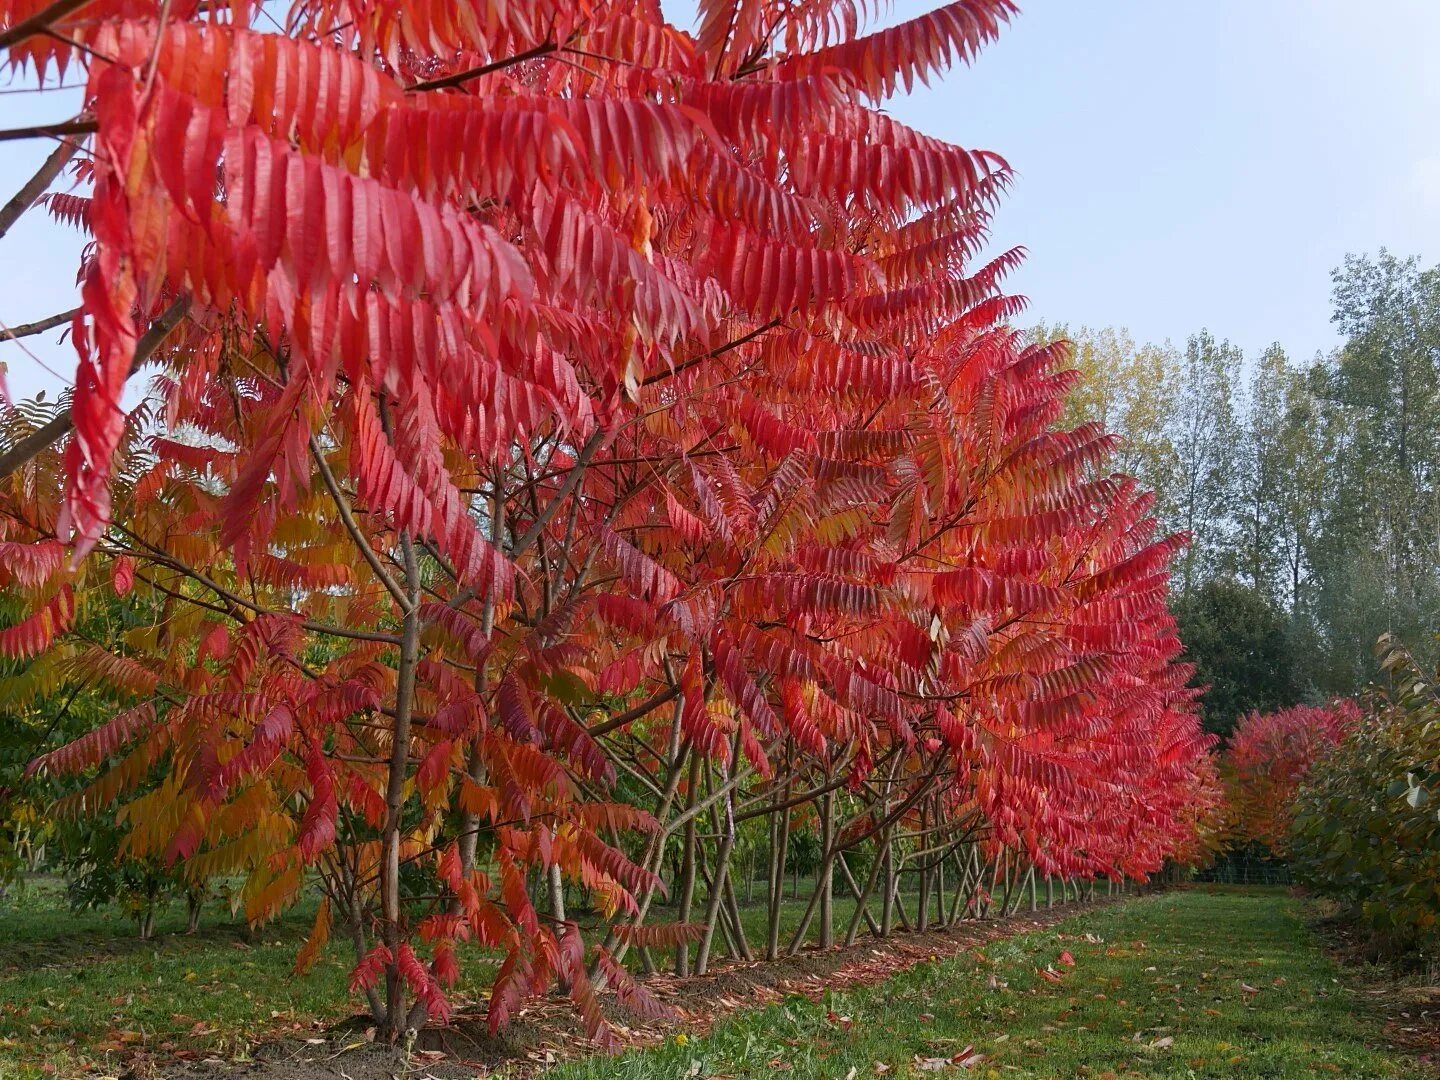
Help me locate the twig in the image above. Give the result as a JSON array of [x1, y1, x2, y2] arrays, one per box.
[[0, 138, 79, 240], [0, 297, 189, 479], [0, 117, 95, 143], [0, 0, 95, 52], [407, 41, 558, 92], [1, 307, 77, 342]]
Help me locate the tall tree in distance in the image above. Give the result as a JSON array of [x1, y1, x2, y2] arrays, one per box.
[[1234, 344, 1289, 598], [1271, 362, 1334, 616], [1041, 254, 1440, 712], [1172, 578, 1303, 739], [1171, 331, 1242, 597], [1037, 324, 1181, 519], [1310, 251, 1440, 688]]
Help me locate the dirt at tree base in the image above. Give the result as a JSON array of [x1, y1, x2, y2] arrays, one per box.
[[125, 898, 1116, 1080]]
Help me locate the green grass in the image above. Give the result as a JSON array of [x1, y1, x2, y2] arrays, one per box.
[[0, 877, 352, 1078], [0, 873, 917, 1077], [553, 887, 1415, 1079], [4, 883, 1411, 1080]]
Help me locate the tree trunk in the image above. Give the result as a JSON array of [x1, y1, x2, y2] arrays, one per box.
[[916, 809, 930, 933], [765, 773, 792, 962], [818, 786, 835, 949], [675, 754, 700, 976], [842, 841, 884, 945], [934, 849, 946, 928], [594, 707, 688, 978], [383, 532, 422, 1037], [696, 740, 741, 976], [456, 483, 504, 878], [723, 874, 754, 960], [881, 838, 895, 936]]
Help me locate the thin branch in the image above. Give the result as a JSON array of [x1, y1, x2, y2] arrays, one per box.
[[1, 307, 77, 342], [588, 683, 684, 738], [508, 428, 608, 558], [0, 137, 79, 241], [0, 117, 96, 143], [0, 0, 94, 51], [641, 318, 782, 387], [309, 435, 413, 614], [0, 296, 190, 479], [407, 40, 557, 92]]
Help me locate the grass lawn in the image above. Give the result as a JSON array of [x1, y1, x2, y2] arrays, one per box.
[[552, 887, 1418, 1079], [0, 873, 936, 1077], [0, 878, 351, 1077]]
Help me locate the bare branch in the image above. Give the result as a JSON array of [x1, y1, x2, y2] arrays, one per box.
[[309, 434, 414, 615], [0, 138, 79, 241], [508, 428, 608, 559], [407, 40, 557, 92], [0, 297, 189, 479], [2, 307, 77, 342], [0, 117, 95, 143]]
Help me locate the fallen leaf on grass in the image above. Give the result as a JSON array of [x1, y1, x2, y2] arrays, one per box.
[[952, 1047, 986, 1068], [913, 1046, 987, 1071]]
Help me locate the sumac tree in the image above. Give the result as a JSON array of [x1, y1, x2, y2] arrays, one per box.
[[1, 0, 1215, 1044], [1224, 698, 1361, 854]]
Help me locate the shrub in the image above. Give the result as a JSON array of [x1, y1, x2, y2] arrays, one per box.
[[1290, 636, 1440, 958]]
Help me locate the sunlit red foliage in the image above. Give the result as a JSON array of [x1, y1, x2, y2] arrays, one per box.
[[1224, 700, 1362, 852], [1, 0, 1215, 1042]]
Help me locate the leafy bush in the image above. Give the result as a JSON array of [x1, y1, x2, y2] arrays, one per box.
[[1290, 636, 1440, 957]]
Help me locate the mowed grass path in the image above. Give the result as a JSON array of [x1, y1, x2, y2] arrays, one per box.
[[553, 888, 1417, 1079]]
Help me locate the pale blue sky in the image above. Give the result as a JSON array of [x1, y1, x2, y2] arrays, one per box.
[[4, 0, 1438, 402]]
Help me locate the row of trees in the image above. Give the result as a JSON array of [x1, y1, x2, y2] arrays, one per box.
[[0, 0, 1217, 1048], [1047, 250, 1440, 735]]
